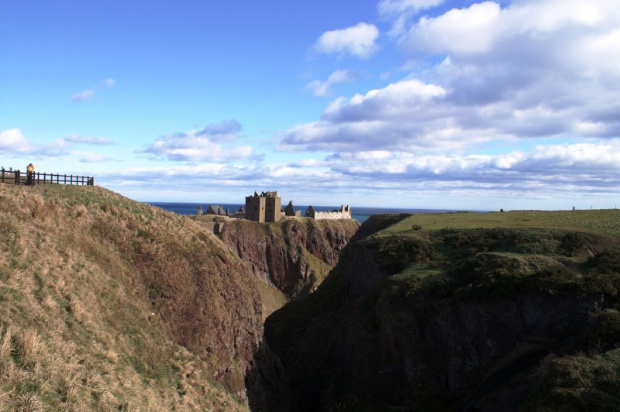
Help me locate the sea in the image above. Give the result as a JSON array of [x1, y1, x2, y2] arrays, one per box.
[[147, 202, 462, 223]]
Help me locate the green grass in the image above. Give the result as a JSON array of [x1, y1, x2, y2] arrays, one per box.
[[382, 209, 620, 237], [523, 349, 620, 411]]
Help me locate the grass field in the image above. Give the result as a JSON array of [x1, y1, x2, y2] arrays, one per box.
[[380, 209, 620, 237]]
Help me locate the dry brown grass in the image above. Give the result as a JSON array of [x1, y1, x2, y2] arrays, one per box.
[[0, 183, 254, 411]]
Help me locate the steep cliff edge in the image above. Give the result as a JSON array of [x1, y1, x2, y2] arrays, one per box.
[[219, 218, 359, 302], [0, 184, 261, 410], [264, 211, 620, 411]]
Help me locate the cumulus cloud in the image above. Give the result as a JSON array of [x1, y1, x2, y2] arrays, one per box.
[[305, 70, 358, 97], [378, 0, 445, 16], [194, 119, 242, 141], [79, 153, 111, 163], [279, 78, 486, 152], [71, 77, 116, 103], [99, 140, 620, 208], [379, 0, 445, 37], [404, 2, 502, 54], [282, 1, 620, 155], [315, 23, 379, 58], [320, 141, 620, 193], [0, 128, 67, 156], [145, 120, 256, 162], [65, 134, 114, 145], [0, 129, 34, 153], [71, 90, 96, 103]]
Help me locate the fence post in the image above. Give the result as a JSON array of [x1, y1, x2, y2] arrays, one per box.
[[1, 168, 4, 184], [15, 170, 20, 185]]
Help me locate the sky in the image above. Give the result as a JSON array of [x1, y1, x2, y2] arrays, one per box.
[[2, 0, 620, 211]]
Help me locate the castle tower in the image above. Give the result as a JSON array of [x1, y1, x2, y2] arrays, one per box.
[[245, 192, 266, 222], [264, 192, 282, 222], [245, 191, 282, 222]]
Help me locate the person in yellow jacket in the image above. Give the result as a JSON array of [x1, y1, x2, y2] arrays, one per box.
[[26, 163, 35, 185]]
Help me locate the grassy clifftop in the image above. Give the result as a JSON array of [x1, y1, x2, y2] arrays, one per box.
[[0, 183, 261, 411]]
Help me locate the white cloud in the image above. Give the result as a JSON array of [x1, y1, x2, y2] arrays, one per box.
[[404, 2, 502, 54], [0, 129, 33, 153], [322, 141, 620, 190], [71, 89, 96, 103], [378, 0, 445, 16], [0, 128, 68, 156], [305, 70, 358, 97], [280, 79, 479, 152], [281, 0, 620, 156], [70, 77, 116, 103], [79, 153, 110, 163], [194, 119, 242, 142], [145, 120, 256, 162], [65, 134, 114, 145], [99, 140, 620, 208], [315, 23, 379, 58]]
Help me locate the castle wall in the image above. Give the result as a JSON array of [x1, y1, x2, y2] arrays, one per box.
[[245, 196, 266, 222], [265, 196, 282, 222], [306, 205, 351, 220]]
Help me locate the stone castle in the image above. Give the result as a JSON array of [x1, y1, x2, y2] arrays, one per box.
[[244, 191, 351, 222], [245, 191, 282, 222], [305, 205, 351, 220]]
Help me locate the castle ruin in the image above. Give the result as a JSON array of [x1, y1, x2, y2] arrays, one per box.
[[245, 191, 282, 222], [284, 200, 301, 217], [305, 205, 351, 220], [244, 191, 352, 222]]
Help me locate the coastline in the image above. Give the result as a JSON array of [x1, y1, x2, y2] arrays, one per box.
[[148, 201, 471, 223]]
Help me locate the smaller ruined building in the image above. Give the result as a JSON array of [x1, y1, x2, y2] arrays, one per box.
[[231, 206, 245, 219], [206, 205, 228, 216], [305, 205, 351, 220], [284, 201, 301, 217], [245, 191, 282, 222]]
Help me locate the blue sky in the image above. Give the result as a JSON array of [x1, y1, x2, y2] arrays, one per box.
[[2, 0, 620, 210]]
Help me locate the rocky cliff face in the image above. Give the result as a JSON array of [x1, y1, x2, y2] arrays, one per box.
[[263, 213, 620, 411], [219, 218, 359, 299]]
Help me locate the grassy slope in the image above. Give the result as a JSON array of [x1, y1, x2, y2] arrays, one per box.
[[0, 183, 257, 411], [265, 211, 620, 411], [382, 209, 620, 236]]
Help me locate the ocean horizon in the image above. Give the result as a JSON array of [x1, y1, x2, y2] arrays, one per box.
[[147, 202, 471, 223]]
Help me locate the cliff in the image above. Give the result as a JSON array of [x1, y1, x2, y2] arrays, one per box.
[[8, 180, 619, 411], [219, 218, 359, 302], [264, 211, 620, 411], [0, 183, 261, 410]]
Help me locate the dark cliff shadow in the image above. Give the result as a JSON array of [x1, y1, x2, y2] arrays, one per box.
[[245, 337, 291, 412]]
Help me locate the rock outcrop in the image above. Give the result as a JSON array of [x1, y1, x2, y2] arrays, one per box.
[[219, 217, 359, 299]]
